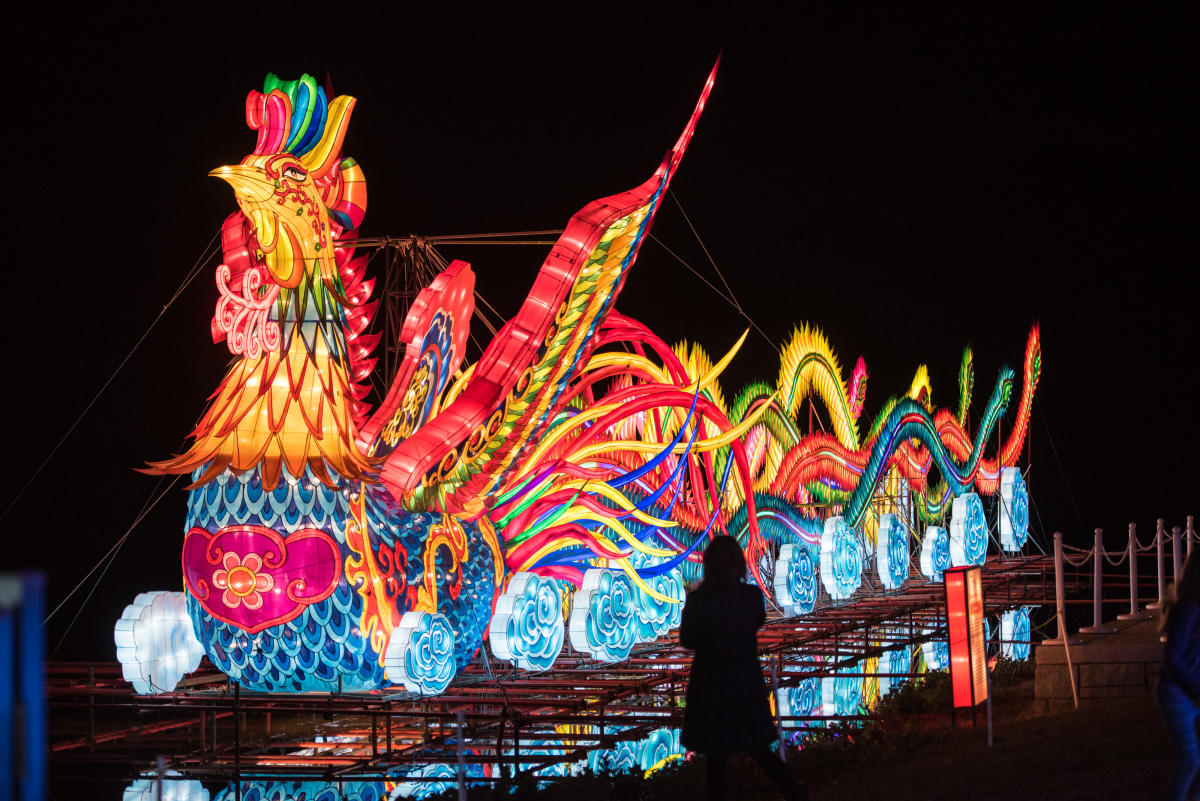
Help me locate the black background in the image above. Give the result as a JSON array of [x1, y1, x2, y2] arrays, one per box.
[[5, 10, 1194, 660]]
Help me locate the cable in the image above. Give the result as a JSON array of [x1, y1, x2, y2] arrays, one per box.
[[1036, 401, 1087, 538], [0, 230, 220, 524], [666, 190, 781, 357], [42, 474, 182, 629]]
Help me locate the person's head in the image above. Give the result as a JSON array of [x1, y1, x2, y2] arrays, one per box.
[[700, 535, 747, 590]]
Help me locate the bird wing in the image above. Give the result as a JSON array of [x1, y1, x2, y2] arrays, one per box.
[[380, 61, 719, 518], [358, 259, 476, 459]]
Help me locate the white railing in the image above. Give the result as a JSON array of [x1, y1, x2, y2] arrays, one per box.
[[1052, 515, 1197, 639]]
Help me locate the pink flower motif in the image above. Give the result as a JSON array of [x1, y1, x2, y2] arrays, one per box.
[[211, 551, 274, 611]]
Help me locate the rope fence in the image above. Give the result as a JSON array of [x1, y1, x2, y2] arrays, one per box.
[[1051, 515, 1196, 640]]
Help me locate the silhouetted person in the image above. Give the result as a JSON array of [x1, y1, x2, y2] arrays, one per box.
[[680, 536, 806, 801], [1159, 550, 1200, 801]]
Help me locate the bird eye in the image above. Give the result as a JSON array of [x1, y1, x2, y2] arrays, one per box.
[[282, 165, 308, 182]]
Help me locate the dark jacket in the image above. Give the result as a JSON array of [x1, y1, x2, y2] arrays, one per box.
[[1163, 597, 1200, 699], [679, 582, 777, 754]]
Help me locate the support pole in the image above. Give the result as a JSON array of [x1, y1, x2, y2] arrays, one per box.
[[1188, 515, 1195, 558], [1149, 519, 1167, 610], [1080, 529, 1115, 633], [1050, 533, 1079, 707], [1172, 526, 1183, 585], [233, 682, 241, 792], [771, 659, 785, 762], [456, 708, 467, 801], [1118, 522, 1148, 621]]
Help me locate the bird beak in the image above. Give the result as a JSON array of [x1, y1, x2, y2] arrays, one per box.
[[210, 164, 275, 203]]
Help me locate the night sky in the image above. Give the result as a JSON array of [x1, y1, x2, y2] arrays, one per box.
[[7, 11, 1194, 660]]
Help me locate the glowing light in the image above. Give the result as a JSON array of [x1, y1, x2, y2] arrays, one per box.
[[777, 676, 822, 730], [123, 771, 209, 801], [489, 572, 564, 672], [999, 467, 1030, 552], [630, 551, 684, 642], [384, 611, 456, 695], [568, 569, 637, 663], [1000, 607, 1032, 661], [822, 661, 863, 718], [920, 525, 951, 581], [820, 516, 862, 600], [949, 493, 988, 566], [114, 591, 204, 695], [774, 543, 818, 615], [875, 514, 909, 590], [877, 644, 911, 699]]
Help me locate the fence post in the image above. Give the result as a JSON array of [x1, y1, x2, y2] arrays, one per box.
[[1148, 519, 1167, 610], [1172, 526, 1183, 585], [1053, 532, 1066, 640], [1080, 529, 1116, 634], [1118, 522, 1147, 621]]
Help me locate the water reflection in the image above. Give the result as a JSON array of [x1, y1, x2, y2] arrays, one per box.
[[123, 727, 686, 801]]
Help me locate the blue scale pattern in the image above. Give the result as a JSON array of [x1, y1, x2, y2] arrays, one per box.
[[185, 468, 498, 692], [215, 781, 389, 801], [186, 466, 349, 540], [187, 578, 386, 692]]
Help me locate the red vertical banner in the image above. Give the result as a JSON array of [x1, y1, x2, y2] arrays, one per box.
[[944, 565, 988, 708]]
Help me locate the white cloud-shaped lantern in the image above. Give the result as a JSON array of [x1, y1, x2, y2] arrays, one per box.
[[774, 543, 819, 616], [114, 591, 205, 695], [949, 493, 988, 566], [384, 610, 457, 696], [875, 514, 910, 590], [820, 516, 862, 600], [489, 572, 565, 672], [999, 467, 1030, 552], [568, 569, 637, 663], [920, 526, 951, 581]]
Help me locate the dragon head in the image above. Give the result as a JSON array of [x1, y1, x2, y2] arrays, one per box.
[[848, 356, 869, 421]]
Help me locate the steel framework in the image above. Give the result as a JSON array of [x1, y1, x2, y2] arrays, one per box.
[[49, 553, 1061, 786]]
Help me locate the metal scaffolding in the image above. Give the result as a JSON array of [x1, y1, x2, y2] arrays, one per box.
[[48, 553, 1061, 785]]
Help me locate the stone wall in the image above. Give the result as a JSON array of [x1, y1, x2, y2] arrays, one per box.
[[1034, 614, 1164, 711]]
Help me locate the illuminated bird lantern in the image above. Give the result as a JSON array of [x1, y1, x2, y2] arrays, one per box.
[[118, 66, 1045, 698], [127, 69, 731, 694]]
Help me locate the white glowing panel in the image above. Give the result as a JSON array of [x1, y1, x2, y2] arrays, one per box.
[[876, 514, 910, 590], [123, 771, 209, 801], [949, 493, 988, 566], [920, 525, 951, 581], [1000, 607, 1032, 661], [568, 569, 637, 663], [999, 467, 1030, 552], [489, 572, 564, 672], [114, 591, 204, 695], [820, 516, 862, 600], [774, 543, 818, 616], [384, 610, 456, 696]]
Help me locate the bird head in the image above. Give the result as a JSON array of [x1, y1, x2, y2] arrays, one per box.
[[212, 74, 366, 293], [211, 153, 333, 289]]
